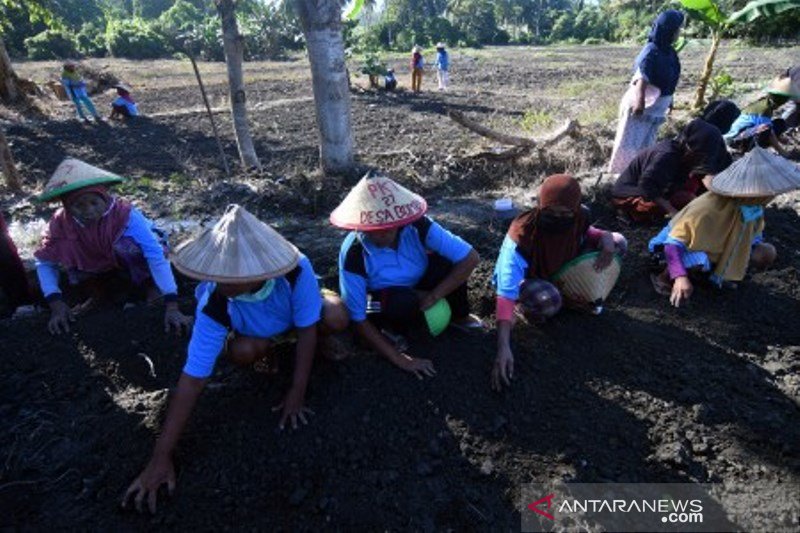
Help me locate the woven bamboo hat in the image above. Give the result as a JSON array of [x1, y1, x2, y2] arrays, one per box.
[[171, 205, 299, 283], [551, 252, 622, 312], [330, 172, 427, 231], [38, 158, 125, 202], [767, 76, 800, 99], [709, 147, 800, 198]]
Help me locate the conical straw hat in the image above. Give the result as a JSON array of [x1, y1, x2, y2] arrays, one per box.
[[709, 147, 800, 198], [330, 172, 427, 230], [767, 76, 800, 99], [38, 158, 125, 202], [171, 205, 299, 283], [551, 252, 621, 308]]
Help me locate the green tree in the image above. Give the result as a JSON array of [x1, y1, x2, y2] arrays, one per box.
[[679, 0, 800, 109]]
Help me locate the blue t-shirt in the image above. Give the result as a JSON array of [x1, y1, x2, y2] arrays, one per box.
[[338, 216, 473, 322], [183, 255, 322, 379]]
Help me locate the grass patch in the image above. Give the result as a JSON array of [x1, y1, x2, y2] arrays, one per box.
[[578, 102, 618, 125], [518, 109, 556, 132]]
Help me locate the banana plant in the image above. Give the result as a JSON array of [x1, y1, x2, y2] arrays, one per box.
[[678, 0, 800, 110]]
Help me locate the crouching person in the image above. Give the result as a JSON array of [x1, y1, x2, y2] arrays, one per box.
[[34, 158, 191, 334], [331, 172, 482, 380], [123, 205, 348, 513], [493, 175, 627, 391], [648, 148, 794, 307]]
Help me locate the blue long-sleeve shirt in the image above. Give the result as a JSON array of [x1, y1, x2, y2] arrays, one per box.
[[36, 207, 177, 299]]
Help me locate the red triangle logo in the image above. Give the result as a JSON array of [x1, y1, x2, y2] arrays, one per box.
[[527, 494, 555, 520]]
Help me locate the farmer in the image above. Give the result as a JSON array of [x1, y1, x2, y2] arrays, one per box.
[[61, 61, 102, 123], [435, 42, 449, 91], [123, 205, 349, 514], [34, 158, 191, 335], [0, 212, 31, 318], [411, 45, 424, 93], [725, 75, 800, 158], [109, 83, 139, 120], [700, 99, 741, 134], [492, 174, 626, 391], [332, 172, 483, 380], [780, 65, 799, 129], [647, 148, 800, 307], [385, 68, 397, 91], [608, 10, 685, 174], [612, 118, 731, 224]]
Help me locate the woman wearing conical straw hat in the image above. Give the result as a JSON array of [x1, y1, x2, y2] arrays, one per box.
[[123, 205, 348, 513], [34, 158, 192, 335], [724, 74, 800, 158], [648, 147, 800, 307], [492, 175, 627, 391], [331, 172, 483, 379]]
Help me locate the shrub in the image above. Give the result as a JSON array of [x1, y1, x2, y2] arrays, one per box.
[[24, 30, 78, 60], [106, 19, 170, 59], [76, 22, 107, 57]]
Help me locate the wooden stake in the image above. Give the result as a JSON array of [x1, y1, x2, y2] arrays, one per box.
[[0, 126, 21, 191], [187, 53, 231, 178]]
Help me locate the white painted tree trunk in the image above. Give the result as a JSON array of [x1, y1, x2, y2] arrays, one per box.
[[216, 0, 261, 170], [295, 0, 354, 174]]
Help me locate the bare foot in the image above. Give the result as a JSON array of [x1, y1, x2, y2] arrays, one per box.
[[650, 271, 672, 296]]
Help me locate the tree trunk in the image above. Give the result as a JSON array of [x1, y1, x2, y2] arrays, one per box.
[[0, 126, 22, 191], [216, 0, 261, 170], [692, 30, 722, 111], [0, 38, 20, 104], [294, 0, 354, 174]]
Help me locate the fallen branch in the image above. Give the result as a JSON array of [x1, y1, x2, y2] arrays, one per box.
[[449, 110, 580, 150]]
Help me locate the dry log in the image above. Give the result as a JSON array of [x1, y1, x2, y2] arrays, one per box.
[[448, 110, 580, 149]]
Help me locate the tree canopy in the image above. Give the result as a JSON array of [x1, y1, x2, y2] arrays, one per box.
[[1, 0, 798, 61]]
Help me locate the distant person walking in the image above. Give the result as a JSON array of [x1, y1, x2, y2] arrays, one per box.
[[608, 10, 684, 174], [61, 61, 101, 124], [435, 43, 449, 91], [411, 45, 424, 93]]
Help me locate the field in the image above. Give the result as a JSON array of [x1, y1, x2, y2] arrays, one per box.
[[1, 43, 800, 530]]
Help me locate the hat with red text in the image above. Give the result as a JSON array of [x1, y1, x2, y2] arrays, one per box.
[[330, 172, 428, 231]]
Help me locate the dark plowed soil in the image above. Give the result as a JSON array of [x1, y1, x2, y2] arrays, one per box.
[[2, 45, 799, 530]]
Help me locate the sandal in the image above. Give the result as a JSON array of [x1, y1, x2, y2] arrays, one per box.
[[450, 314, 488, 332], [649, 272, 672, 296]]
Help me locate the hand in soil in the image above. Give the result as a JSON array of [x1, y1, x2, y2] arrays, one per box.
[[400, 355, 436, 380], [272, 389, 315, 431], [47, 300, 75, 335], [670, 276, 693, 308], [123, 456, 176, 514], [491, 346, 514, 391], [164, 304, 193, 335]]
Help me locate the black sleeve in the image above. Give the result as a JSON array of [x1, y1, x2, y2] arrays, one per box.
[[201, 289, 232, 329], [343, 241, 367, 277]]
